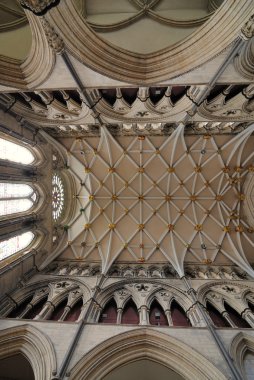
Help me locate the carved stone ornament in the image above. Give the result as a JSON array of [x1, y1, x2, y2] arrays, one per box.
[[241, 14, 254, 40], [40, 17, 64, 54], [19, 0, 60, 16]]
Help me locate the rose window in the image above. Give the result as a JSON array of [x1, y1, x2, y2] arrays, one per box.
[[52, 174, 65, 221]]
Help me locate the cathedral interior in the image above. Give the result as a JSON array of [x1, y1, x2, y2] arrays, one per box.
[[0, 0, 254, 379]]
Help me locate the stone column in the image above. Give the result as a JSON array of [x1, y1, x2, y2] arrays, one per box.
[[34, 301, 54, 320], [18, 303, 33, 318], [242, 308, 254, 327], [186, 304, 206, 327], [59, 306, 71, 321], [117, 308, 123, 324], [221, 310, 237, 327], [139, 305, 148, 325], [165, 309, 173, 326]]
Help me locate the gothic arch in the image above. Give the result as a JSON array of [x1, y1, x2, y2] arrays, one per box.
[[69, 328, 227, 380], [0, 324, 56, 380], [48, 0, 253, 84], [230, 332, 254, 379], [197, 281, 254, 306], [0, 278, 91, 318]]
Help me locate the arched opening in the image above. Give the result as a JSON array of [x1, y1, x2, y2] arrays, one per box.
[[243, 349, 254, 380], [0, 353, 34, 380], [99, 299, 117, 324], [0, 231, 35, 261], [0, 137, 34, 165], [149, 300, 168, 326], [0, 182, 37, 216], [224, 302, 251, 328], [69, 328, 228, 380], [171, 300, 190, 326], [7, 296, 33, 318], [50, 298, 68, 321], [122, 299, 139, 325], [25, 297, 47, 320], [103, 359, 184, 380], [65, 299, 83, 322], [206, 301, 230, 327]]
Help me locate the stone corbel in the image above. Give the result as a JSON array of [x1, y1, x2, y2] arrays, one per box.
[[240, 14, 254, 40], [19, 0, 60, 16], [40, 17, 64, 54]]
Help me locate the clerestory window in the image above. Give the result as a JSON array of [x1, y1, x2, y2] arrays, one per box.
[[0, 137, 34, 165], [0, 231, 34, 261], [0, 183, 37, 216]]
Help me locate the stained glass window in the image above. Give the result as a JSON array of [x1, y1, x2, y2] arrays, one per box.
[[0, 231, 34, 261], [52, 174, 65, 221], [0, 183, 37, 216], [0, 138, 34, 165]]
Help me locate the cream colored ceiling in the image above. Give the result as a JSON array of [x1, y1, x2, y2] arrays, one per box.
[[0, 1, 31, 60], [0, 1, 26, 30], [78, 0, 224, 53], [54, 124, 254, 277]]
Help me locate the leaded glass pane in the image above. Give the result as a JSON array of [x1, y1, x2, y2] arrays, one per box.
[[52, 174, 65, 221], [0, 138, 34, 165], [0, 199, 33, 216], [0, 231, 34, 261], [0, 183, 33, 198]]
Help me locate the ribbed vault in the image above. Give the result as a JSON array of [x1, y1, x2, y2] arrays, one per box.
[[57, 124, 254, 277]]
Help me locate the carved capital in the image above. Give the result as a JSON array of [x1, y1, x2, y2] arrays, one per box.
[[241, 14, 254, 40], [19, 0, 60, 16], [40, 17, 64, 54]]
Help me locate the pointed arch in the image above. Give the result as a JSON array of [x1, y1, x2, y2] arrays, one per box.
[[224, 301, 251, 328], [50, 297, 68, 321], [69, 328, 227, 380], [122, 299, 139, 325], [0, 137, 35, 165], [65, 299, 83, 322], [230, 332, 254, 380], [206, 301, 230, 327], [7, 295, 33, 318], [0, 325, 56, 380], [149, 299, 168, 326], [171, 300, 190, 327], [99, 298, 117, 324], [0, 231, 35, 261], [25, 297, 48, 320]]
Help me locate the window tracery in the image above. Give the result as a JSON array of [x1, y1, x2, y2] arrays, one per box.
[[0, 137, 34, 165], [52, 173, 65, 221], [0, 231, 34, 261], [0, 183, 37, 216]]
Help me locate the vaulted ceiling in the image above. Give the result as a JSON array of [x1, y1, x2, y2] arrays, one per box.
[[49, 124, 254, 277]]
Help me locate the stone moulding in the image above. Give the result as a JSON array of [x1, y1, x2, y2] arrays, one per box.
[[230, 332, 254, 378], [68, 328, 227, 380], [47, 0, 254, 84], [0, 11, 55, 89], [0, 324, 57, 380]]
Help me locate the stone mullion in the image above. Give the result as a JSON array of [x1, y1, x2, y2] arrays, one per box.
[[58, 305, 71, 321], [34, 300, 54, 320], [116, 307, 123, 324], [165, 309, 173, 326], [139, 305, 149, 325], [221, 310, 237, 328]]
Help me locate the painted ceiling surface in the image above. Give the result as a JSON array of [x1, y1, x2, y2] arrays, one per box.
[[56, 124, 254, 277]]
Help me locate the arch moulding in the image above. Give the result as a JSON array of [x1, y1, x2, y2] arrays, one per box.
[[0, 324, 57, 380], [69, 328, 227, 380]]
